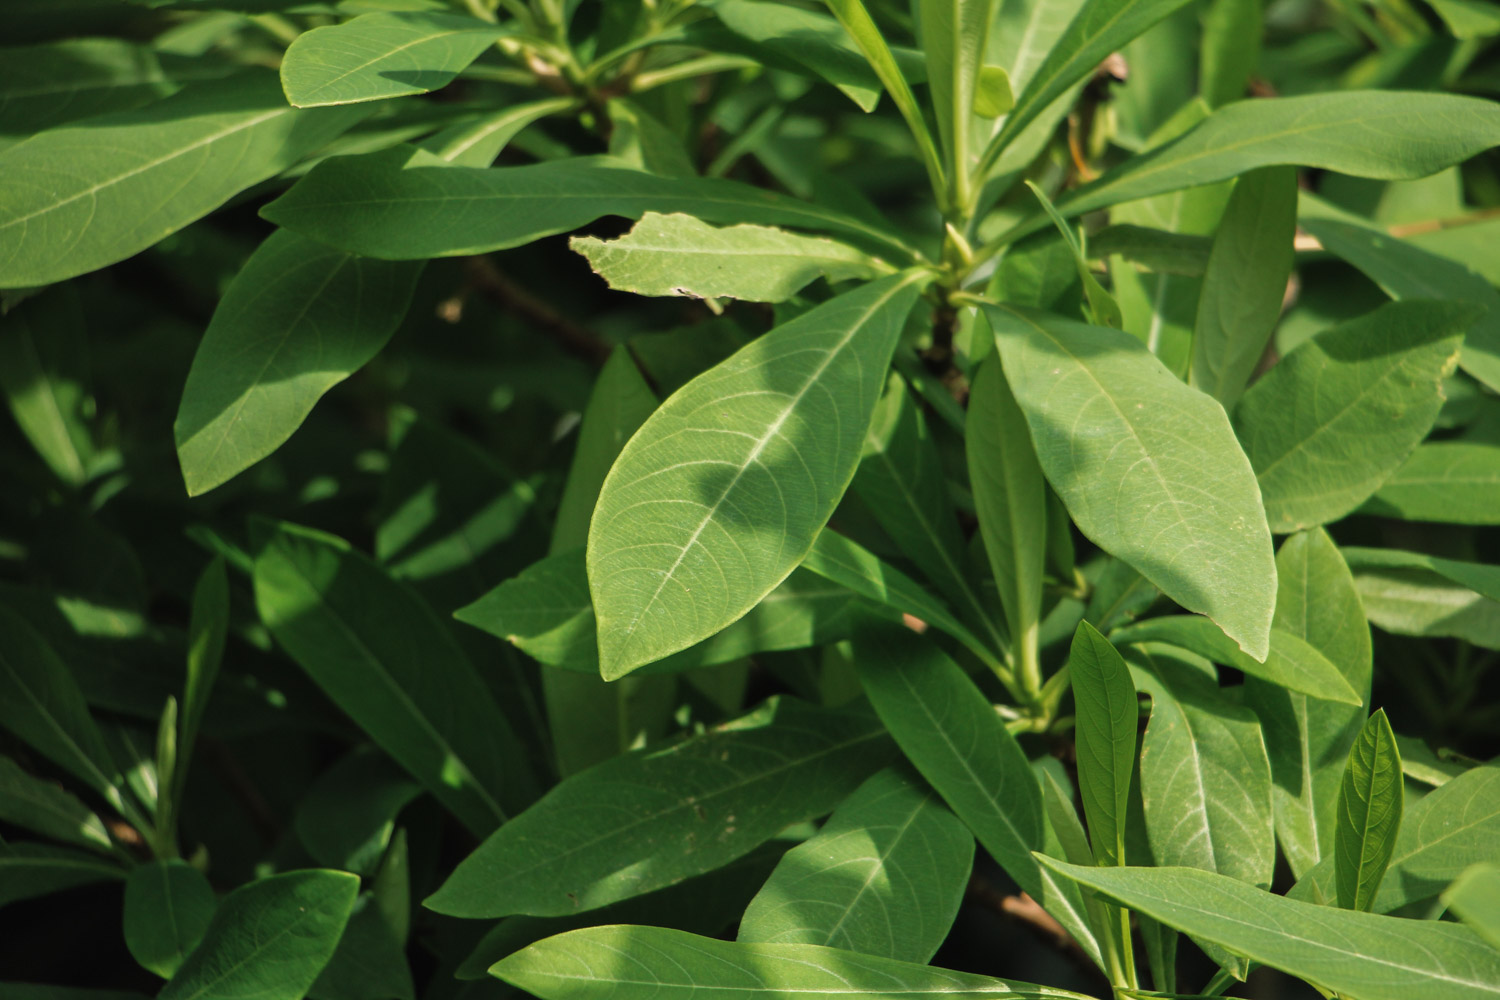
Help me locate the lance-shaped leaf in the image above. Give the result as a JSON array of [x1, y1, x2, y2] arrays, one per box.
[[852, 624, 1102, 968], [0, 842, 124, 910], [0, 755, 111, 852], [252, 520, 535, 836], [1039, 860, 1500, 1000], [738, 765, 973, 963], [1233, 300, 1470, 533], [1334, 710, 1403, 912], [571, 213, 882, 308], [281, 11, 507, 108], [158, 870, 358, 1000], [1362, 442, 1500, 525], [0, 287, 96, 486], [0, 72, 368, 287], [1189, 166, 1296, 409], [425, 697, 895, 918], [123, 860, 216, 978], [1069, 621, 1138, 866], [1008, 91, 1500, 232], [1089, 224, 1212, 277], [261, 149, 915, 261], [175, 229, 422, 496], [493, 925, 1097, 1000], [986, 302, 1276, 660], [587, 273, 925, 679], [1341, 548, 1500, 603], [921, 0, 996, 203], [417, 96, 577, 168], [1444, 864, 1500, 951], [1111, 616, 1360, 704]]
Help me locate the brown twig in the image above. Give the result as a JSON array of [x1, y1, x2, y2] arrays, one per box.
[[966, 876, 1080, 956], [460, 255, 612, 366]]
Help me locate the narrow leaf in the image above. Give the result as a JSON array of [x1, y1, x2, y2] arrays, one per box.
[[0, 287, 96, 486], [1069, 621, 1138, 866], [921, 0, 996, 204], [0, 755, 111, 852], [123, 860, 216, 978], [1026, 181, 1122, 327], [174, 556, 227, 810], [1362, 442, 1500, 525], [0, 842, 124, 909], [1334, 710, 1403, 912]]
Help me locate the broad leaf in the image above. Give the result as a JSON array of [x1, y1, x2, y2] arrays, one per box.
[[0, 72, 367, 287], [281, 11, 506, 108], [158, 870, 358, 1000], [852, 624, 1103, 968], [1444, 864, 1500, 950], [252, 520, 535, 836], [1040, 860, 1500, 1000], [571, 213, 882, 308], [986, 303, 1276, 660], [1348, 562, 1500, 650], [123, 860, 216, 978], [1341, 548, 1500, 603], [1111, 616, 1361, 704], [1363, 442, 1500, 525], [0, 755, 111, 852], [587, 273, 925, 678], [1334, 710, 1403, 912], [175, 229, 422, 496], [1069, 621, 1138, 866], [261, 150, 915, 261], [424, 697, 896, 918], [1233, 300, 1470, 533], [0, 842, 124, 909], [493, 925, 1095, 1000], [739, 765, 972, 962], [1189, 166, 1296, 409], [308, 890, 414, 1000], [293, 747, 420, 875]]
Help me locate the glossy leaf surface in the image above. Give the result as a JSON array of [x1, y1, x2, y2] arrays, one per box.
[[1334, 710, 1403, 912]]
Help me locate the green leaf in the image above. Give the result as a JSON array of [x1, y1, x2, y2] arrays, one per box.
[[1188, 167, 1296, 409], [1444, 864, 1500, 950], [280, 11, 506, 108], [738, 765, 973, 962], [252, 520, 535, 836], [1128, 647, 1275, 889], [1089, 225, 1212, 277], [0, 72, 368, 288], [174, 556, 227, 811], [587, 273, 924, 679], [307, 891, 414, 1000], [0, 755, 112, 852], [851, 624, 1103, 969], [174, 229, 421, 496], [424, 697, 895, 918], [123, 860, 217, 978], [493, 925, 1095, 1000], [1426, 0, 1500, 37], [986, 302, 1276, 660], [606, 99, 696, 179], [293, 746, 420, 875], [1300, 213, 1500, 395], [1334, 709, 1403, 912], [1026, 182, 1122, 328], [920, 0, 996, 205], [1111, 616, 1361, 705], [158, 870, 359, 1000], [261, 149, 915, 262], [1040, 860, 1500, 1000], [1362, 442, 1500, 525], [966, 353, 1046, 684], [1024, 92, 1500, 230], [1244, 529, 1371, 879], [570, 213, 883, 308], [1348, 558, 1500, 649], [415, 96, 575, 167], [1069, 621, 1138, 867], [974, 65, 1015, 118], [458, 550, 862, 676], [1341, 548, 1500, 603], [0, 286, 96, 486], [0, 841, 124, 910], [0, 986, 147, 1000], [1233, 300, 1470, 533]]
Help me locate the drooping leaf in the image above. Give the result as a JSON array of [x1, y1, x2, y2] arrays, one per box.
[[1232, 300, 1470, 533], [1039, 860, 1500, 1000], [158, 870, 358, 1000], [570, 213, 882, 308], [986, 302, 1276, 660], [0, 841, 124, 910], [738, 765, 973, 962], [1444, 864, 1500, 950], [493, 925, 1095, 1000], [123, 860, 217, 978], [0, 755, 112, 852], [1188, 166, 1297, 409], [252, 520, 535, 836], [0, 286, 96, 486], [1068, 621, 1138, 867], [1362, 442, 1500, 525], [587, 273, 925, 679], [1110, 616, 1361, 704], [852, 624, 1102, 969], [261, 149, 916, 261], [280, 11, 507, 108], [424, 697, 896, 918], [0, 72, 367, 287], [1334, 710, 1403, 912]]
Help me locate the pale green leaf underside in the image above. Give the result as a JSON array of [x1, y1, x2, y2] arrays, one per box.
[[1341, 548, 1500, 603], [281, 11, 506, 108], [571, 213, 882, 307], [987, 303, 1276, 660], [493, 925, 1095, 1000], [587, 274, 924, 678], [1041, 860, 1500, 1000], [1444, 864, 1500, 951], [1362, 443, 1500, 525]]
